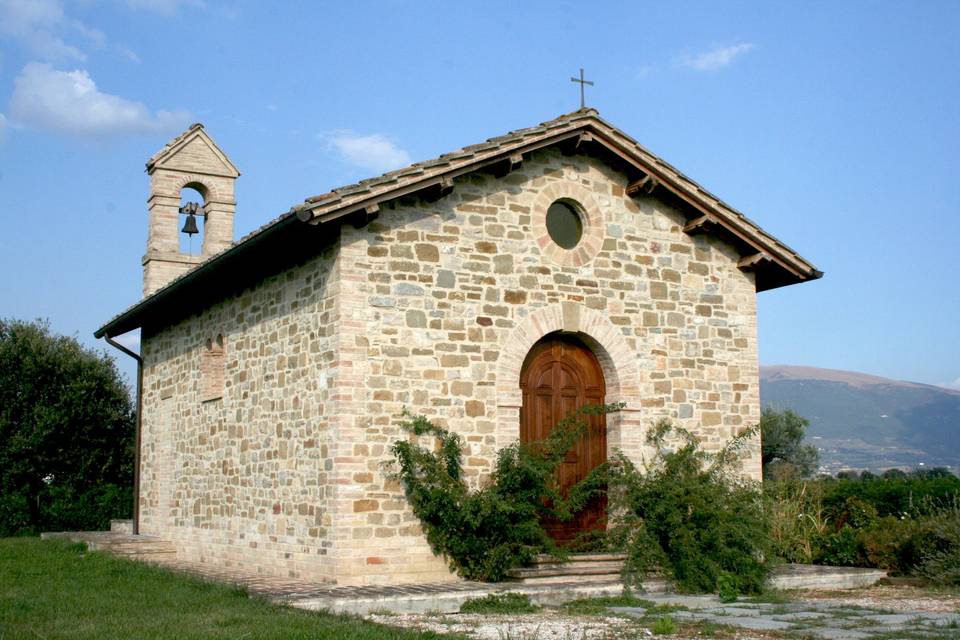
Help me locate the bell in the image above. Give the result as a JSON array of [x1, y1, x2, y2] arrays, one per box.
[[181, 212, 199, 236]]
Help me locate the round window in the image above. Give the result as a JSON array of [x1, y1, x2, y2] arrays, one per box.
[[546, 200, 583, 249]]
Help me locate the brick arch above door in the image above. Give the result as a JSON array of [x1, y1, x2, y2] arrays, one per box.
[[494, 302, 644, 456]]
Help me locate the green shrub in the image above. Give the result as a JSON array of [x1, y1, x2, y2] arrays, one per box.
[[914, 514, 960, 585], [652, 616, 677, 635], [717, 572, 739, 602], [816, 526, 862, 566], [0, 319, 135, 536], [607, 421, 772, 595], [830, 496, 878, 530], [459, 592, 539, 614], [764, 480, 829, 564], [858, 516, 916, 574], [388, 404, 619, 581]]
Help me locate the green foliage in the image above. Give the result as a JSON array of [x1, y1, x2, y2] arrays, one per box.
[[819, 472, 960, 519], [816, 526, 861, 566], [0, 538, 452, 640], [561, 594, 654, 615], [717, 572, 739, 602], [914, 514, 960, 585], [651, 616, 677, 635], [0, 318, 135, 536], [459, 592, 539, 614], [760, 408, 819, 480], [388, 404, 619, 582], [607, 420, 772, 595], [766, 474, 960, 578], [764, 480, 830, 564]]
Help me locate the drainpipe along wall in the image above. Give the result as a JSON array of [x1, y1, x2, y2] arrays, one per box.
[[104, 334, 143, 536]]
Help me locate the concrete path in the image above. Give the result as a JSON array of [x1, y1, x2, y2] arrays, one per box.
[[43, 528, 889, 615], [612, 593, 960, 639]]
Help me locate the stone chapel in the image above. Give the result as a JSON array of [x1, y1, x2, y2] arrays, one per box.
[[96, 109, 821, 586]]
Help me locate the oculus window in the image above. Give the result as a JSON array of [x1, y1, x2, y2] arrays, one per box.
[[546, 200, 584, 249]]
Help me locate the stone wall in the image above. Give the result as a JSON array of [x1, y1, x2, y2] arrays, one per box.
[[332, 148, 761, 584], [137, 147, 761, 586], [139, 238, 341, 581]]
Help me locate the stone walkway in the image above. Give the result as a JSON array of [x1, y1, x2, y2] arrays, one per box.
[[613, 593, 960, 639], [43, 528, 891, 617]]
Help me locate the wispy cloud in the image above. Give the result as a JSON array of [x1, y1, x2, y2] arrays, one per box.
[[122, 0, 205, 15], [8, 63, 191, 137], [0, 113, 7, 143], [676, 43, 755, 72], [0, 0, 87, 61], [323, 131, 412, 173]]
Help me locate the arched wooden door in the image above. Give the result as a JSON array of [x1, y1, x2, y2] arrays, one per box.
[[520, 333, 606, 545]]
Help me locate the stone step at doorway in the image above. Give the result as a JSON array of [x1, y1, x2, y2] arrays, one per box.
[[507, 552, 629, 585]]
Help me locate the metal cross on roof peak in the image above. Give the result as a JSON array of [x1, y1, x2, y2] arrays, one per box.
[[570, 68, 594, 109]]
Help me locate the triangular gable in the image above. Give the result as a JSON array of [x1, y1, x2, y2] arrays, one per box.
[[146, 123, 241, 178], [293, 109, 820, 291]]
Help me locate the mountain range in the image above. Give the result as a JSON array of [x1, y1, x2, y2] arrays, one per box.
[[759, 365, 960, 473]]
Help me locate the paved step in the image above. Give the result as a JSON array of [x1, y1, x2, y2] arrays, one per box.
[[531, 552, 626, 564], [40, 531, 176, 560], [508, 552, 625, 585]]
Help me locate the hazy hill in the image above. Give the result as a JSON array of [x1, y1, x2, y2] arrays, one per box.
[[760, 365, 960, 473]]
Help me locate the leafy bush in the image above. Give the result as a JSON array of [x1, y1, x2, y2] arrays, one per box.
[[912, 514, 960, 585], [816, 526, 861, 566], [459, 592, 539, 614], [859, 516, 917, 573], [388, 404, 618, 581], [760, 408, 819, 480], [765, 480, 830, 564], [717, 572, 739, 602], [0, 318, 135, 536], [766, 473, 960, 578], [607, 421, 772, 595]]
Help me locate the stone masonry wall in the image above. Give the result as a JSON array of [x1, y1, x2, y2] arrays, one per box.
[[139, 238, 341, 581], [136, 147, 761, 586], [331, 148, 761, 584]]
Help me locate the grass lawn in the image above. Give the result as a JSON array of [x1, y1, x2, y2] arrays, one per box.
[[0, 538, 459, 640]]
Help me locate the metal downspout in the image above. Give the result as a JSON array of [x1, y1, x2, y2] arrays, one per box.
[[104, 334, 143, 536]]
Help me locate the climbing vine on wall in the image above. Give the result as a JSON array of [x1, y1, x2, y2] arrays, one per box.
[[388, 404, 621, 582]]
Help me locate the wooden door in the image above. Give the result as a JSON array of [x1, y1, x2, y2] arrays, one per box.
[[520, 333, 606, 545]]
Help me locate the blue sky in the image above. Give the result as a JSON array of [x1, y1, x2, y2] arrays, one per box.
[[1, 0, 958, 390]]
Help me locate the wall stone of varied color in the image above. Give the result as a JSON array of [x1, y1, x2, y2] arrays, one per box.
[[138, 147, 760, 586]]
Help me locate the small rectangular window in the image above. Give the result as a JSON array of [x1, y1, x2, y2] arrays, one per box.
[[200, 333, 225, 402]]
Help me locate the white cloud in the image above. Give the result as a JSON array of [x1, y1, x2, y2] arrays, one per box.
[[8, 63, 191, 136], [0, 113, 7, 143], [325, 131, 412, 173], [123, 0, 204, 14], [676, 43, 755, 72], [0, 0, 89, 61], [941, 377, 960, 391]]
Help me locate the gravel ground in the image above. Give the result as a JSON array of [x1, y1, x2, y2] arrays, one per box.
[[790, 584, 960, 613], [369, 611, 645, 640], [368, 586, 960, 639]]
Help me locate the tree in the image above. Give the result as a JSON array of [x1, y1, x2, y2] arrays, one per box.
[[761, 407, 820, 481], [0, 319, 135, 536]]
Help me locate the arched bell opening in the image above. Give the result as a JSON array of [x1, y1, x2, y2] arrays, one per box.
[[519, 331, 607, 545], [178, 185, 207, 255]]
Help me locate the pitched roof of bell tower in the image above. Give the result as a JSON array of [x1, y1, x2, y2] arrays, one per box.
[[146, 123, 240, 178]]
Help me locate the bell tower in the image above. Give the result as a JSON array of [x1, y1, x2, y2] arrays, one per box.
[[142, 124, 240, 297]]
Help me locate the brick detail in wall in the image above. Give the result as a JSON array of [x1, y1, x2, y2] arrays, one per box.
[[200, 334, 225, 402]]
